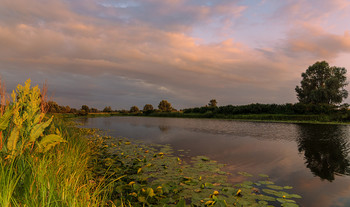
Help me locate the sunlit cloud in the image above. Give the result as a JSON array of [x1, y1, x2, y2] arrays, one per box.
[[0, 0, 350, 109]]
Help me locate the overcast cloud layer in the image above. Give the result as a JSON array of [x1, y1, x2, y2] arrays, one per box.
[[1, 0, 350, 109]]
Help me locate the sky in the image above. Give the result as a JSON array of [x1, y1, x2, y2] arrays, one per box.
[[1, 0, 350, 110]]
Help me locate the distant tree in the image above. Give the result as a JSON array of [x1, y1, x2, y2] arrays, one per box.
[[81, 105, 90, 113], [130, 106, 140, 113], [143, 104, 154, 112], [64, 105, 71, 113], [158, 100, 172, 112], [78, 109, 88, 116], [90, 108, 99, 113], [208, 99, 217, 107], [47, 101, 60, 113], [295, 61, 348, 104], [103, 106, 112, 112]]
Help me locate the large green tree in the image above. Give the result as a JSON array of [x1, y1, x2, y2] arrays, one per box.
[[295, 61, 348, 104], [158, 100, 172, 112]]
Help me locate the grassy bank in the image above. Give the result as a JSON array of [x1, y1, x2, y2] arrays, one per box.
[[0, 80, 110, 206], [0, 80, 303, 206]]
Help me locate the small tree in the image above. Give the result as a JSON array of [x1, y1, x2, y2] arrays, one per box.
[[103, 106, 112, 112], [158, 100, 172, 112], [81, 105, 90, 113], [130, 106, 140, 113], [295, 61, 348, 104], [143, 104, 154, 112], [208, 99, 217, 107], [90, 108, 99, 113]]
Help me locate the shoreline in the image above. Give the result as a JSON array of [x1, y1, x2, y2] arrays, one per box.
[[60, 112, 350, 125]]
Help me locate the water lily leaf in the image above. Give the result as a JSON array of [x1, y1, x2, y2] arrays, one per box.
[[176, 198, 186, 207], [266, 185, 284, 190], [205, 183, 214, 189], [276, 198, 296, 203], [138, 196, 147, 203], [283, 186, 293, 190], [289, 194, 302, 199], [147, 188, 155, 197], [258, 181, 274, 185], [214, 200, 228, 207], [281, 203, 299, 207], [258, 174, 269, 178], [238, 172, 253, 177]]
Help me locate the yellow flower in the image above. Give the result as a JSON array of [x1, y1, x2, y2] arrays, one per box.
[[128, 181, 135, 185], [236, 189, 242, 195], [213, 190, 219, 195], [205, 200, 215, 206]]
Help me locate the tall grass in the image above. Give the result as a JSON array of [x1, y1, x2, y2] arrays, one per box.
[[0, 79, 110, 207]]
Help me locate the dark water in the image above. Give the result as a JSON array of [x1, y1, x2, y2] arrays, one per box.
[[77, 116, 350, 207]]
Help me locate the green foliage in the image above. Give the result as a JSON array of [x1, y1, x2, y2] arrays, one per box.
[[103, 106, 113, 112], [208, 99, 217, 107], [130, 105, 140, 113], [47, 101, 74, 113], [91, 136, 302, 207], [158, 100, 173, 112], [81, 105, 90, 113], [143, 104, 154, 113], [295, 61, 348, 104], [0, 79, 66, 158], [0, 79, 110, 206]]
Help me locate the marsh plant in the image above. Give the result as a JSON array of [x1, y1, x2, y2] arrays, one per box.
[[0, 79, 109, 206]]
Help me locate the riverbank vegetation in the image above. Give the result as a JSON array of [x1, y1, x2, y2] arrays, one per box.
[[1, 81, 303, 206], [0, 80, 110, 206]]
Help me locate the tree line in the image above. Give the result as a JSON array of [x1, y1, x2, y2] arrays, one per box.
[[46, 100, 176, 115], [48, 61, 349, 117]]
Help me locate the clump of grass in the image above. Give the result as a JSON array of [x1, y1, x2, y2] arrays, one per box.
[[0, 79, 110, 207]]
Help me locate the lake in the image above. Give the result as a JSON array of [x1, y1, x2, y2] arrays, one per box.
[[77, 116, 350, 207]]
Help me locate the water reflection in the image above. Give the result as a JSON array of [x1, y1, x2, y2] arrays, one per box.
[[77, 117, 350, 207], [296, 124, 350, 181], [158, 125, 171, 132]]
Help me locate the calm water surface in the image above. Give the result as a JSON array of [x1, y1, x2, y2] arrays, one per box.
[[78, 116, 350, 207]]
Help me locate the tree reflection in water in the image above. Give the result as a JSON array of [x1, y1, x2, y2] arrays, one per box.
[[296, 124, 350, 181]]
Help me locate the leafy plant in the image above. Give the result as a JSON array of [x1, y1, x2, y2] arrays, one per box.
[[0, 79, 66, 158]]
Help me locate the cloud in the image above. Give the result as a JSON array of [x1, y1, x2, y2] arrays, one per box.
[[1, 0, 350, 109]]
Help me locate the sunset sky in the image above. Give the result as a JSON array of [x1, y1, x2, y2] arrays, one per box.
[[1, 0, 350, 109]]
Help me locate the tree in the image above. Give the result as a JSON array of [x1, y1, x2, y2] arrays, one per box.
[[81, 105, 90, 113], [103, 106, 112, 112], [143, 104, 154, 112], [158, 100, 172, 112], [208, 99, 217, 107], [130, 106, 140, 113], [90, 108, 99, 113], [47, 101, 60, 113], [295, 61, 348, 104]]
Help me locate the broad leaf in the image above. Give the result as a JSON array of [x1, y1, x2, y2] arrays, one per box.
[[29, 116, 53, 143], [7, 127, 20, 155], [0, 108, 13, 131], [37, 134, 66, 153]]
